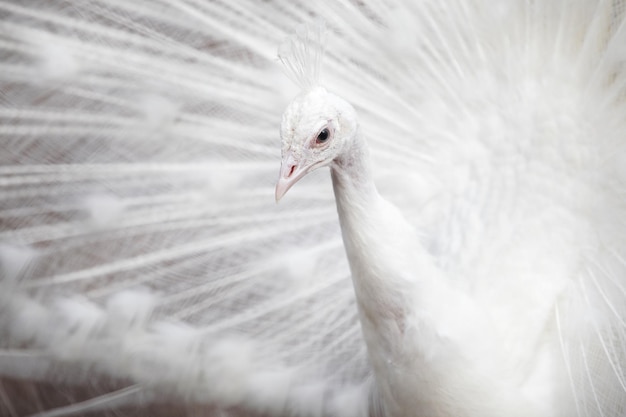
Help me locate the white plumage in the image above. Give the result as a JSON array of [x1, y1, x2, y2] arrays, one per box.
[[1, 1, 626, 416]]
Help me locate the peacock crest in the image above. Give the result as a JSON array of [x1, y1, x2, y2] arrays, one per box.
[[278, 20, 327, 90]]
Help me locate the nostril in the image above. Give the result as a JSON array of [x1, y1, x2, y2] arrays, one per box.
[[287, 165, 296, 178]]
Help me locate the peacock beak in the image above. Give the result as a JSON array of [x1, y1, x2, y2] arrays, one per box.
[[275, 152, 309, 202]]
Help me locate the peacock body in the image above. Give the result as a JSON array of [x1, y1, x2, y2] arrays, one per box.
[[1, 1, 626, 416]]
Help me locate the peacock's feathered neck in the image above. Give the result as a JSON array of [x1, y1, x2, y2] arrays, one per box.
[[330, 131, 436, 415], [329, 131, 545, 417], [330, 129, 414, 348]]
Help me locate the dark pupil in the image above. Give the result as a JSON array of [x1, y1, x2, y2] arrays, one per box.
[[317, 128, 329, 142]]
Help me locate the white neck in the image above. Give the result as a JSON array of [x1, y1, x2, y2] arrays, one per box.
[[330, 129, 427, 336], [330, 130, 439, 301], [330, 131, 430, 369], [328, 131, 525, 417]]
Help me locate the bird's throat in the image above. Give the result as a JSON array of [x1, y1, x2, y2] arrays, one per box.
[[330, 134, 415, 356]]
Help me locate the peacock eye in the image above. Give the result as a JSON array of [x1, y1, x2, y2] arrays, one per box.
[[316, 128, 330, 144]]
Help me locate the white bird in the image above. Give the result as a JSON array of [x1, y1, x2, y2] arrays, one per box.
[[1, 1, 626, 417]]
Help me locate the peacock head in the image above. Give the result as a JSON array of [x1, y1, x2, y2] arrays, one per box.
[[276, 87, 357, 201]]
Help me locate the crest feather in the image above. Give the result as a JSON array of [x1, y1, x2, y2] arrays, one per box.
[[278, 20, 327, 90]]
